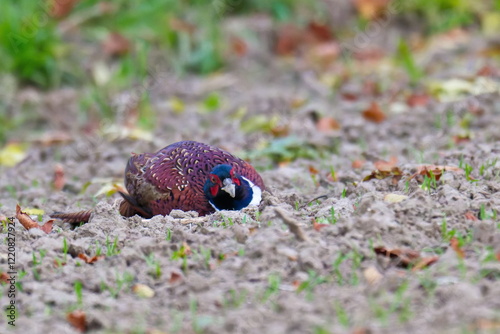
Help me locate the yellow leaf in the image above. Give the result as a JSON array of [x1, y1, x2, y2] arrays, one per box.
[[384, 194, 408, 203], [94, 183, 126, 197], [169, 97, 185, 114], [482, 13, 500, 37], [0, 143, 27, 167], [23, 208, 45, 215], [132, 284, 155, 298]]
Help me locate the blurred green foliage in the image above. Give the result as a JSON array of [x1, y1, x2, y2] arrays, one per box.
[[0, 0, 494, 91]]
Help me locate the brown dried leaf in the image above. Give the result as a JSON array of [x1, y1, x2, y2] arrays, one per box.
[[0, 272, 9, 284], [230, 36, 248, 57], [51, 0, 79, 19], [374, 246, 436, 270], [53, 259, 66, 267], [77, 253, 105, 264], [411, 256, 439, 271], [363, 166, 403, 183], [102, 32, 131, 57], [307, 21, 333, 42], [307, 42, 340, 67], [471, 319, 500, 330], [270, 124, 289, 137], [316, 116, 340, 133], [308, 166, 319, 175], [53, 164, 65, 191], [16, 204, 53, 233], [450, 237, 465, 259], [352, 160, 366, 169], [169, 272, 183, 284], [67, 310, 87, 332], [464, 211, 478, 221], [411, 164, 464, 182], [352, 0, 390, 20], [453, 134, 472, 145], [312, 219, 329, 232], [362, 102, 386, 123], [341, 92, 359, 101], [407, 93, 431, 107], [374, 156, 398, 172], [275, 24, 304, 55]]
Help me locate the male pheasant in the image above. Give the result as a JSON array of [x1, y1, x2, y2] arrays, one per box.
[[52, 141, 265, 223]]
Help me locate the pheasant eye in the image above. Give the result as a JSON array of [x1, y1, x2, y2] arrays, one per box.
[[210, 174, 217, 183]]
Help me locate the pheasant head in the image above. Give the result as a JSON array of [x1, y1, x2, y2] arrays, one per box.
[[203, 164, 262, 211]]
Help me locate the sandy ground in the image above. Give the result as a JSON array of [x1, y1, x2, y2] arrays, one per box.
[[1, 28, 500, 334]]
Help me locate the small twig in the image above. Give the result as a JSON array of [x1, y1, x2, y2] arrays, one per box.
[[274, 207, 309, 242], [301, 194, 329, 209]]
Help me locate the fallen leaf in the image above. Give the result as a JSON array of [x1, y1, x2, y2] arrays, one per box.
[[410, 164, 464, 182], [362, 102, 386, 123], [307, 21, 333, 42], [22, 208, 45, 216], [308, 167, 320, 182], [476, 65, 498, 77], [384, 193, 408, 203], [53, 259, 67, 267], [316, 116, 341, 132], [363, 266, 383, 285], [352, 0, 390, 20], [374, 156, 398, 172], [67, 310, 87, 332], [132, 284, 155, 298], [51, 0, 79, 19], [312, 218, 329, 232], [270, 124, 289, 137], [0, 272, 9, 284], [307, 41, 340, 67], [407, 93, 430, 107], [102, 32, 131, 57], [169, 272, 183, 284], [230, 36, 248, 57], [0, 143, 27, 167], [53, 164, 65, 191], [464, 211, 478, 221], [363, 166, 403, 185], [77, 253, 105, 264], [341, 92, 359, 101], [411, 256, 439, 271], [94, 182, 127, 198], [374, 246, 437, 270], [450, 237, 465, 259], [496, 252, 500, 261], [453, 133, 472, 145], [482, 12, 500, 37], [275, 24, 304, 55], [16, 204, 54, 233], [352, 160, 365, 169]]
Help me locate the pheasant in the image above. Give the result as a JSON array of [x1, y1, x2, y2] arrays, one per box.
[[51, 141, 265, 223]]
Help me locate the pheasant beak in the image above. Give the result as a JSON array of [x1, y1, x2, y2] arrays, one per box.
[[221, 178, 236, 198]]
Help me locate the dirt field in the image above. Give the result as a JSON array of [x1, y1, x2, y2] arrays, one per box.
[[1, 25, 500, 334]]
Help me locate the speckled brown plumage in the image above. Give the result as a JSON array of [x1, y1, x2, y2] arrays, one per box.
[[51, 141, 265, 223], [121, 141, 265, 217]]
